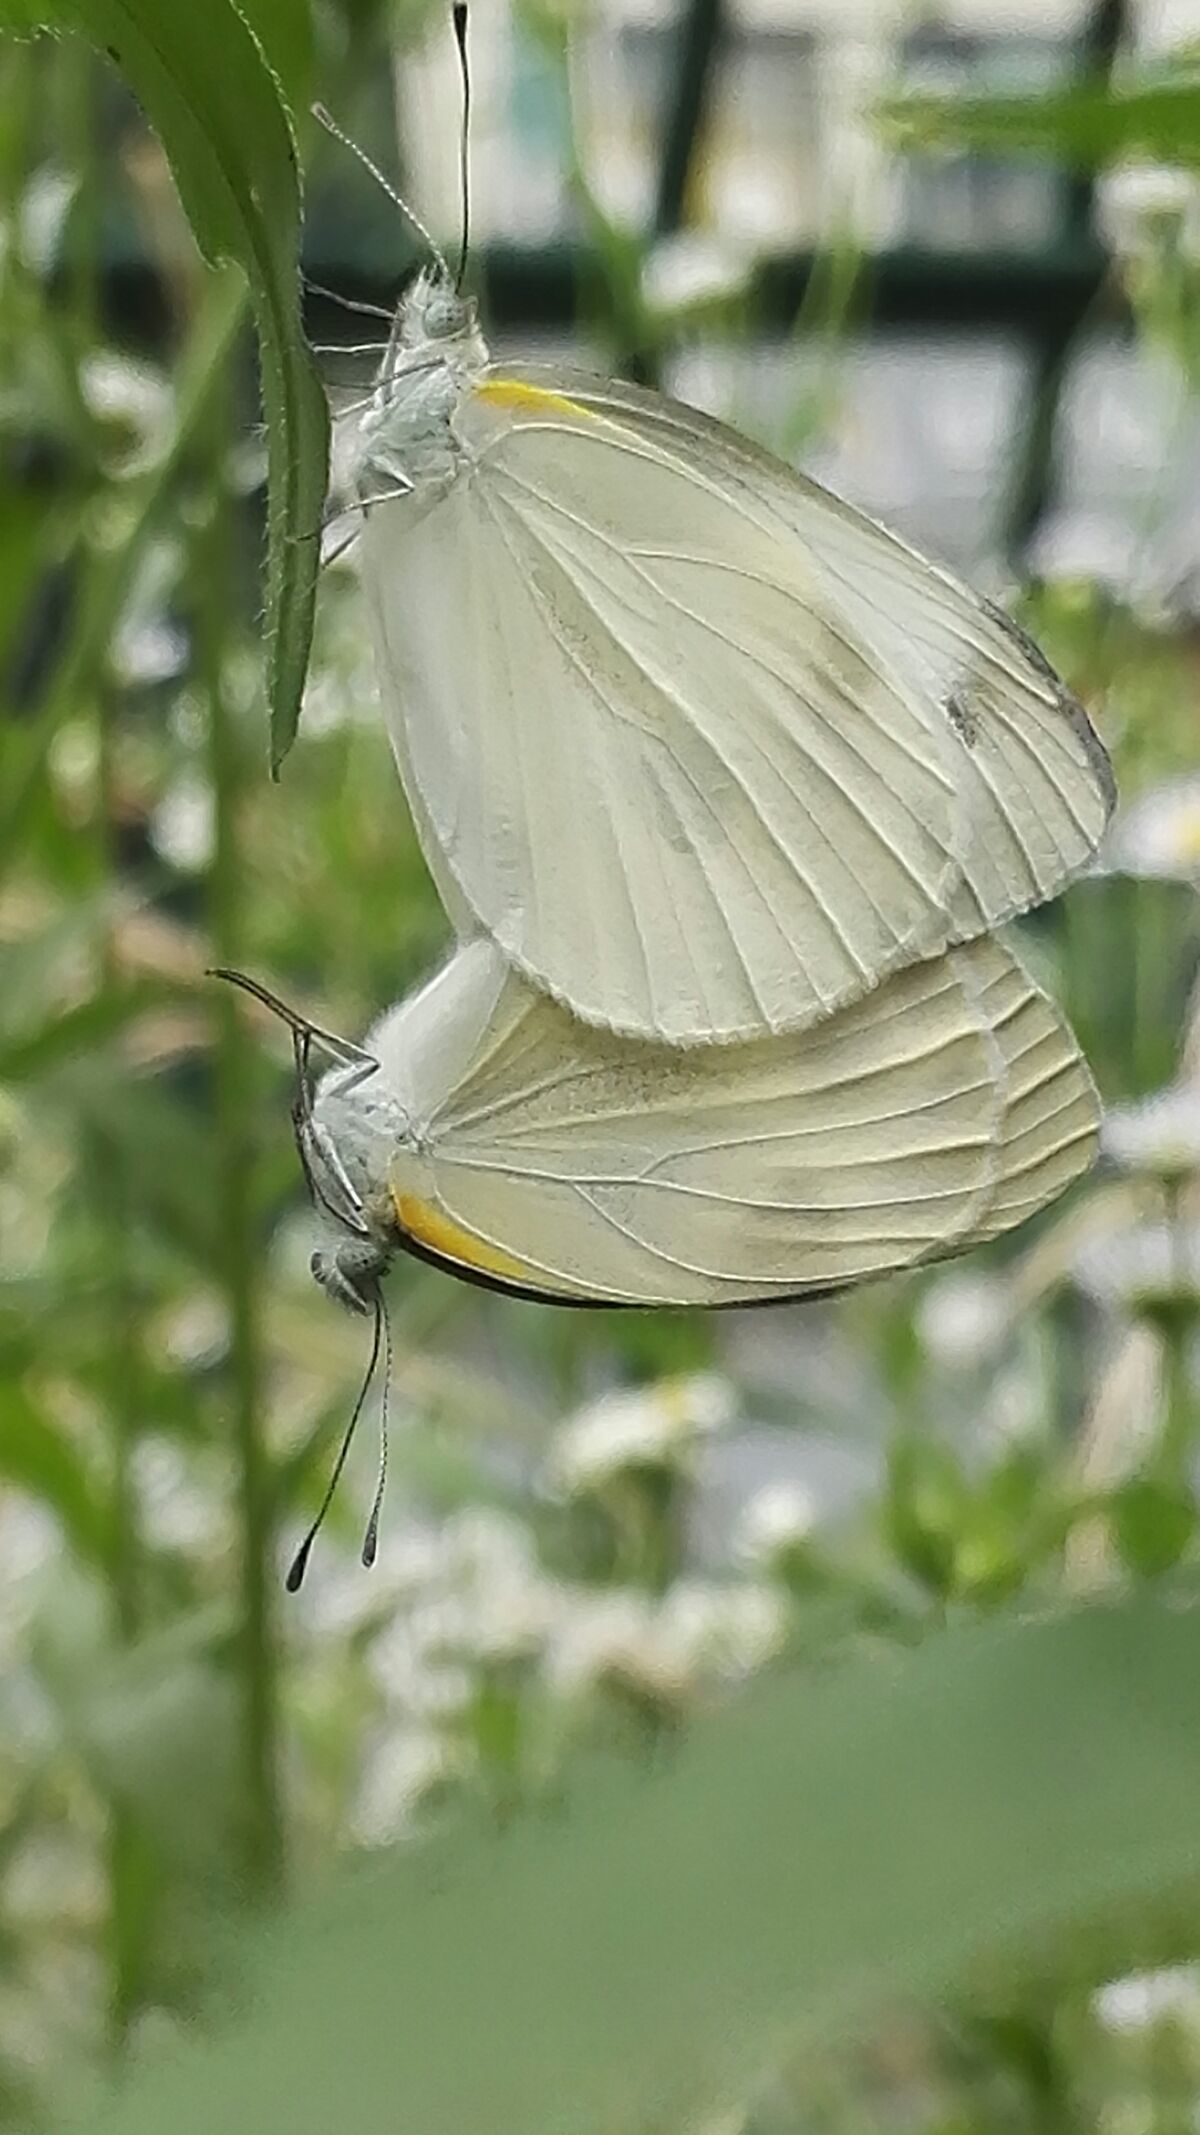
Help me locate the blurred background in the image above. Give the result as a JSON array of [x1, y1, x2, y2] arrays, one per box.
[[1, 0, 1200, 2125]]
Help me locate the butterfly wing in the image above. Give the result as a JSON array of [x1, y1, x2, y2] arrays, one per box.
[[358, 364, 1113, 1044], [960, 935, 1100, 1246], [380, 935, 1097, 1307]]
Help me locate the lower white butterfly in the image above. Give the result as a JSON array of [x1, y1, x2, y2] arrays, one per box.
[[224, 930, 1098, 1316], [214, 933, 1096, 1581]]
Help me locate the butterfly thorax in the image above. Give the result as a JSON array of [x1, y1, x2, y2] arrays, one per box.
[[310, 1083, 443, 1295], [311, 1069, 409, 1235], [349, 269, 488, 499]]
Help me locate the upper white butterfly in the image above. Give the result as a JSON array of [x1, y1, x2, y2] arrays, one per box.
[[343, 264, 1115, 1046]]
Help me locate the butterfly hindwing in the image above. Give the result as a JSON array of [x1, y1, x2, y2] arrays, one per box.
[[365, 936, 1098, 1308]]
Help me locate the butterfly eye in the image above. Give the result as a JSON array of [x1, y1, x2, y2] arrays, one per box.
[[424, 290, 468, 339], [311, 1240, 389, 1316]]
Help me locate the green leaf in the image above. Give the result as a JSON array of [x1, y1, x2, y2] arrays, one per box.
[[2, 0, 330, 767], [884, 1432, 968, 1597], [236, 0, 315, 112], [0, 981, 174, 1081], [67, 1586, 1200, 2135], [0, 269, 247, 878], [70, 1075, 226, 1273], [0, 1384, 109, 1565], [72, 1615, 241, 1880], [884, 70, 1200, 174], [1110, 1476, 1195, 1579]]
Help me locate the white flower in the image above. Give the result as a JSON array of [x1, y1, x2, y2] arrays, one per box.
[[133, 1437, 228, 1556], [660, 1582, 786, 1681], [156, 1294, 230, 1370], [640, 233, 752, 316], [546, 1580, 785, 1706], [1025, 511, 1136, 600], [349, 1729, 461, 1846], [546, 1373, 736, 1496], [81, 352, 173, 463], [982, 1359, 1046, 1450], [0, 1501, 60, 1674], [382, 1510, 557, 1668], [4, 1830, 105, 1930], [112, 614, 188, 689], [917, 1270, 1010, 1367], [367, 1616, 473, 1721], [107, 533, 187, 687], [1101, 777, 1200, 882], [19, 167, 75, 277], [1095, 160, 1200, 263], [48, 718, 99, 797], [1072, 1219, 1200, 1311], [546, 1590, 658, 1699], [1102, 1084, 1200, 1177], [1094, 1965, 1200, 2033], [149, 775, 215, 873], [734, 1481, 816, 1568]]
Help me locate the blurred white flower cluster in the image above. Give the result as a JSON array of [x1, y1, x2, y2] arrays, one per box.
[[1102, 1084, 1200, 1180], [1102, 776, 1200, 884], [343, 1378, 793, 1844], [734, 1481, 816, 1571], [1096, 162, 1200, 268], [639, 233, 752, 320], [545, 1372, 737, 1495], [1094, 1964, 1200, 2035], [1072, 1219, 1200, 1316], [546, 1580, 786, 1709]]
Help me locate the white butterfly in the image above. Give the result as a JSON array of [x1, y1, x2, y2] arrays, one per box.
[[342, 269, 1115, 1047], [250, 929, 1099, 1315]]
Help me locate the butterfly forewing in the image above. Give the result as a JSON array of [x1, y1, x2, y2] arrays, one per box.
[[357, 362, 1113, 1046]]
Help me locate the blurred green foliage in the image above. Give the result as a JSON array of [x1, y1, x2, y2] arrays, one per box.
[[0, 5, 1196, 2133]]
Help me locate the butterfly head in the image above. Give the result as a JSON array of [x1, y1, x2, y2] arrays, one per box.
[[358, 268, 487, 468], [305, 1062, 410, 1313], [378, 267, 485, 402], [209, 969, 405, 1315], [399, 266, 477, 348]]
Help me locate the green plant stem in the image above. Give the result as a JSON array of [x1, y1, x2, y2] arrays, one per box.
[[94, 711, 141, 1645], [1158, 1313, 1195, 1483], [1155, 1183, 1197, 1481], [57, 38, 100, 347], [57, 38, 155, 2055], [94, 699, 152, 2055], [199, 372, 284, 1903], [0, 264, 247, 879]]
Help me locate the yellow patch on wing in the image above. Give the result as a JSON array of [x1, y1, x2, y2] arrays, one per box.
[[393, 1191, 546, 1287], [475, 378, 593, 420]]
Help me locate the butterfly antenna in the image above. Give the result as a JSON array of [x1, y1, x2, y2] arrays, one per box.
[[311, 102, 451, 285], [302, 274, 393, 323], [452, 2, 471, 290], [207, 967, 375, 1072], [360, 1291, 394, 1567], [287, 1287, 385, 1591]]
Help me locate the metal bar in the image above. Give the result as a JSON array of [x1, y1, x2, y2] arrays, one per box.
[[1004, 0, 1128, 563], [291, 239, 1117, 342], [653, 0, 725, 237]]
